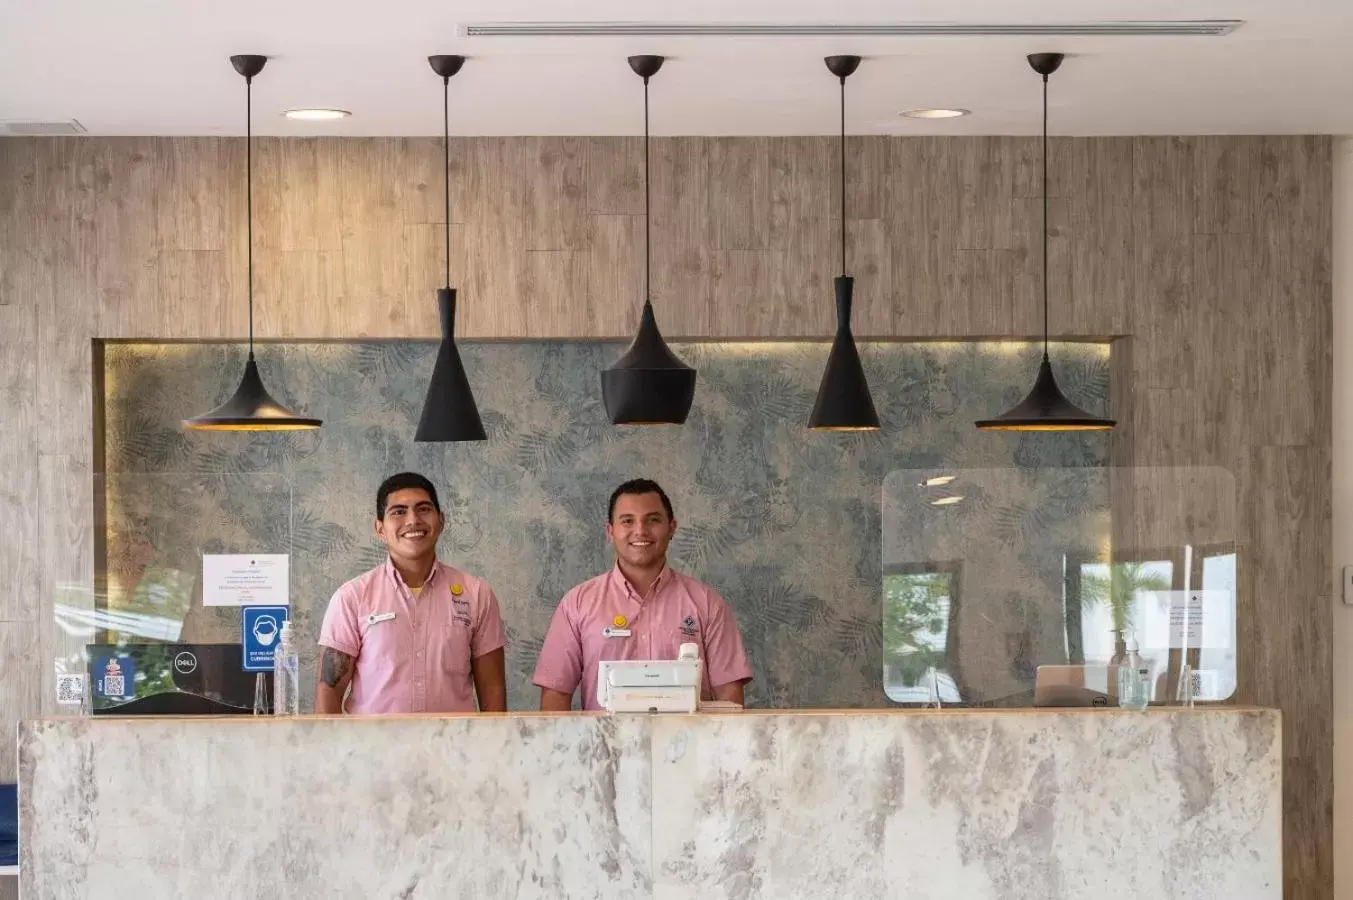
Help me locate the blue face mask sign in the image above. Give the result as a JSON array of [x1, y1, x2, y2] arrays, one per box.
[[242, 605, 291, 672], [94, 655, 136, 701]]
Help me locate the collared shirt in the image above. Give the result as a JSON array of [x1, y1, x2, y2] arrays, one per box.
[[318, 558, 506, 714], [532, 565, 753, 710]]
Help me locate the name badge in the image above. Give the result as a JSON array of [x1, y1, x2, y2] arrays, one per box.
[[602, 626, 631, 638], [366, 612, 396, 627]]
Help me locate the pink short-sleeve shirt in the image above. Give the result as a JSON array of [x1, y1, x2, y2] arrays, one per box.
[[318, 558, 506, 714], [532, 565, 753, 710]]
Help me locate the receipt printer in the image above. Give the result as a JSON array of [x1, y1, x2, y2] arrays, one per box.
[[597, 643, 702, 713]]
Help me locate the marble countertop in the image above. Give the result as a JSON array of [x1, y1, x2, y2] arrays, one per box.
[[30, 704, 1276, 724], [21, 706, 1280, 899]]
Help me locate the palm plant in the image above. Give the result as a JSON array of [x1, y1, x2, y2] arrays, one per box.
[[1081, 562, 1173, 657]]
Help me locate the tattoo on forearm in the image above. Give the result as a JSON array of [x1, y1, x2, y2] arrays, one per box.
[[319, 648, 354, 688]]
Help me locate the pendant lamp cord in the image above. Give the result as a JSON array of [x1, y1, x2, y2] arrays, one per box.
[[1041, 71, 1049, 360], [245, 72, 255, 359], [643, 74, 651, 306], [839, 74, 847, 278], [442, 74, 451, 289]]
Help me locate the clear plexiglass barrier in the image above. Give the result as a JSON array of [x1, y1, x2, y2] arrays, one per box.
[[51, 473, 295, 716], [882, 467, 1236, 707]]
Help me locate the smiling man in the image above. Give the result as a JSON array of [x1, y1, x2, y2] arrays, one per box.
[[315, 472, 507, 714], [533, 478, 753, 711]]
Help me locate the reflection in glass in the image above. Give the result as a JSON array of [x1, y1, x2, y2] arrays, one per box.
[[883, 467, 1238, 707], [1077, 559, 1175, 661], [1067, 550, 1236, 702], [1073, 556, 1178, 700], [1192, 546, 1237, 701], [883, 564, 962, 704]]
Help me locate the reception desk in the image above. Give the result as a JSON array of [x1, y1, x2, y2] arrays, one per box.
[[19, 708, 1278, 899]]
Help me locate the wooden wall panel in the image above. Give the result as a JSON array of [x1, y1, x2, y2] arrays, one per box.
[[764, 137, 833, 338], [1067, 139, 1133, 338], [0, 621, 41, 799], [0, 305, 39, 624], [0, 134, 1332, 898], [37, 453, 94, 718]]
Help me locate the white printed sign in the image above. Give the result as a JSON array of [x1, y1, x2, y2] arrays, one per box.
[[1169, 592, 1204, 648], [1148, 590, 1230, 649], [203, 554, 290, 607]]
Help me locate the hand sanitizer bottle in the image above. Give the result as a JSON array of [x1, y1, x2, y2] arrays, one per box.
[[1116, 636, 1150, 710], [272, 621, 301, 716]]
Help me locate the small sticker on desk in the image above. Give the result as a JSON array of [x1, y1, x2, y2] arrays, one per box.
[[56, 674, 86, 706]]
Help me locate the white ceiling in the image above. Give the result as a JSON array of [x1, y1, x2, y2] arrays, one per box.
[[1, 0, 1351, 137]]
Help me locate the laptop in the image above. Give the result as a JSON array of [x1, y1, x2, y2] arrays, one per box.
[[86, 642, 265, 715], [1033, 664, 1117, 707]]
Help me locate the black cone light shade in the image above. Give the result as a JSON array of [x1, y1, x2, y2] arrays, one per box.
[[185, 355, 321, 431], [417, 287, 485, 441], [416, 54, 486, 442], [976, 53, 1114, 432], [601, 300, 696, 424], [809, 54, 878, 431], [976, 355, 1112, 431], [185, 55, 320, 431], [601, 55, 696, 426], [809, 276, 879, 430]]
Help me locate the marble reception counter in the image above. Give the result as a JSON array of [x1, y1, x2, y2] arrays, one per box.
[[19, 708, 1278, 899]]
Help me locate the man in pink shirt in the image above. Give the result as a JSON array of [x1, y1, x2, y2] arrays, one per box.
[[533, 479, 753, 711], [316, 472, 507, 714]]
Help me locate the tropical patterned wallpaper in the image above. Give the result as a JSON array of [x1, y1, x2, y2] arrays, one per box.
[[100, 340, 1110, 710]]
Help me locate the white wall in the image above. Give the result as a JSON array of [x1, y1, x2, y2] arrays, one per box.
[[1333, 135, 1353, 898]]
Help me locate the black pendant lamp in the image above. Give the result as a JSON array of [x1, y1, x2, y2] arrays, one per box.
[[415, 55, 486, 442], [184, 55, 321, 431], [600, 55, 696, 426], [976, 53, 1114, 432], [809, 55, 880, 432]]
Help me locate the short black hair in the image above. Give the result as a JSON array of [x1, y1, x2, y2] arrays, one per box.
[[608, 478, 675, 522], [376, 472, 441, 519]]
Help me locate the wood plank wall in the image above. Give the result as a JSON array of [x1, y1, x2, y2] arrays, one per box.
[[0, 135, 1332, 898]]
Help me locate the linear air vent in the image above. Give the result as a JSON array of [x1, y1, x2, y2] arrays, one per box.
[[462, 20, 1243, 38], [0, 119, 87, 136]]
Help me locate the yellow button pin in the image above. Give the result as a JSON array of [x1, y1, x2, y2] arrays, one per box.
[[450, 584, 464, 596], [612, 614, 628, 629]]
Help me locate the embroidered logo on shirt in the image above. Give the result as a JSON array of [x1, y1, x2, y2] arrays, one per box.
[[612, 614, 628, 629], [451, 596, 472, 627], [681, 615, 698, 637]]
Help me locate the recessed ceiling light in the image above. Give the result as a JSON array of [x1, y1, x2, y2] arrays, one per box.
[[282, 108, 351, 121], [931, 496, 965, 506], [922, 475, 957, 487], [901, 108, 970, 120]]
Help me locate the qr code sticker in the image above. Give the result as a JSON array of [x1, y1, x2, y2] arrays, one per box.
[[56, 674, 86, 705]]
